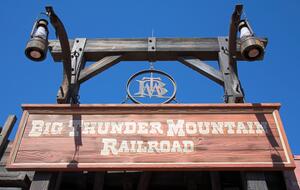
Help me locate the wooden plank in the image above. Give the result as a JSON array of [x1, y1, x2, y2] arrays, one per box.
[[229, 4, 243, 60], [67, 38, 87, 104], [0, 167, 31, 189], [56, 77, 70, 104], [78, 55, 122, 84], [48, 38, 267, 62], [47, 7, 72, 104], [57, 38, 87, 104], [0, 115, 16, 156], [218, 37, 244, 103], [47, 7, 71, 81], [178, 56, 224, 86], [0, 141, 32, 189], [6, 103, 294, 171]]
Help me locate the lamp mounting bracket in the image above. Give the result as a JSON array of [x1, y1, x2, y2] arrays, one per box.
[[148, 37, 156, 62], [69, 38, 86, 104]]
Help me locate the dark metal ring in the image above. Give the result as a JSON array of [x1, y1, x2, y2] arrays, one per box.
[[126, 69, 177, 104]]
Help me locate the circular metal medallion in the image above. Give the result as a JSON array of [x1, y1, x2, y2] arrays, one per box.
[[126, 70, 177, 104]]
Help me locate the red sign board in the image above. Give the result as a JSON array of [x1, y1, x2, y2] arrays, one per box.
[[6, 104, 295, 171]]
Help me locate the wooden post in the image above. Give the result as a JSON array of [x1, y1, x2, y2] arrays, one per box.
[[0, 115, 16, 156], [218, 37, 244, 103], [68, 38, 87, 104], [283, 170, 300, 190]]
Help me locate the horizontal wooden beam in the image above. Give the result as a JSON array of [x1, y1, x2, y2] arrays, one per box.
[[49, 37, 267, 62]]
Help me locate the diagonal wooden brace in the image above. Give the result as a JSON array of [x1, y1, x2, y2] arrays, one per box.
[[178, 56, 224, 86]]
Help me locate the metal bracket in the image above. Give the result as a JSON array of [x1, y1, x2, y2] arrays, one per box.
[[218, 37, 244, 103], [69, 38, 86, 103], [70, 38, 86, 85], [148, 37, 156, 62], [148, 37, 156, 52]]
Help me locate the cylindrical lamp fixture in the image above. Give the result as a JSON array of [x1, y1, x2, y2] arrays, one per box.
[[25, 19, 49, 61], [238, 20, 265, 61]]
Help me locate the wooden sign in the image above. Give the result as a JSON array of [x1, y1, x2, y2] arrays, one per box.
[[7, 104, 295, 171]]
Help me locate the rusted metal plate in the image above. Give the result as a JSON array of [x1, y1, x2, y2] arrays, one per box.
[[6, 104, 294, 171]]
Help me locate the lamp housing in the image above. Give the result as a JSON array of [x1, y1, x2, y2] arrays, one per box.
[[238, 20, 265, 61], [25, 19, 49, 61]]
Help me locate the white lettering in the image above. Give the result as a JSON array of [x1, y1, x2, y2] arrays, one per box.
[[211, 122, 224, 134], [101, 138, 118, 156], [167, 120, 185, 136], [50, 122, 63, 135], [29, 120, 44, 137], [185, 122, 197, 135]]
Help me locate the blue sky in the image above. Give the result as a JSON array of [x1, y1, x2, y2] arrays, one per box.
[[1, 0, 300, 154]]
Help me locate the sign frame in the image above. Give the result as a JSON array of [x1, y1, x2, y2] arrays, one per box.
[[6, 103, 295, 171]]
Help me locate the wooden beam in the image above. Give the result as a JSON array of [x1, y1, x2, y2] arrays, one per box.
[[218, 37, 244, 103], [78, 55, 122, 84], [0, 167, 31, 189], [69, 38, 87, 104], [228, 4, 243, 77], [178, 56, 224, 86], [70, 38, 87, 85], [47, 7, 72, 104], [46, 6, 72, 83], [283, 170, 300, 190], [229, 4, 243, 60], [57, 38, 87, 103], [49, 38, 267, 62], [0, 115, 16, 156]]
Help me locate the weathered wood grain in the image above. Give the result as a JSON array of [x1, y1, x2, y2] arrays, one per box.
[[48, 38, 268, 62], [6, 104, 294, 171], [78, 55, 122, 84], [0, 115, 16, 156], [178, 57, 224, 86]]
